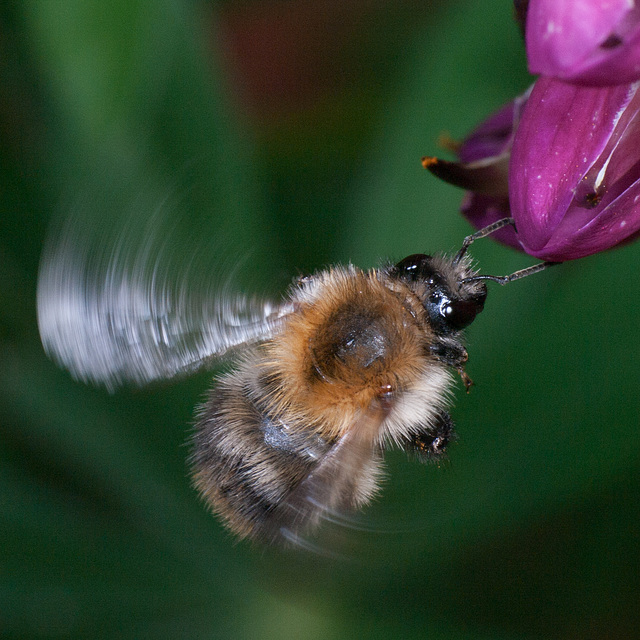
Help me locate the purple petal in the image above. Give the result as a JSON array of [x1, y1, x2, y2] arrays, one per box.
[[510, 77, 640, 260], [458, 103, 517, 163], [460, 193, 521, 250], [424, 94, 527, 196], [527, 0, 640, 85], [513, 0, 529, 38], [533, 179, 640, 260], [425, 92, 531, 252], [423, 154, 510, 198]]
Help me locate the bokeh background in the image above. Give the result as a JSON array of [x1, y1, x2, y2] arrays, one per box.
[[2, 1, 639, 638]]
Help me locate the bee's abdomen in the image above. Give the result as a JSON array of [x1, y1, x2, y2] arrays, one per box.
[[190, 360, 330, 542]]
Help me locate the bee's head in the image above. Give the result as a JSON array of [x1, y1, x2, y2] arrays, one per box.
[[390, 253, 487, 335]]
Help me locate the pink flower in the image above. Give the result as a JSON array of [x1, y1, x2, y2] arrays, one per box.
[[510, 76, 640, 260], [426, 78, 640, 261]]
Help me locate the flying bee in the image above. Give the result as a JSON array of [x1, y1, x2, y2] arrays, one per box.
[[37, 214, 553, 546]]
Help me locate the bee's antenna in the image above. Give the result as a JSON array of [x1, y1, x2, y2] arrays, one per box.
[[461, 260, 559, 286], [454, 217, 560, 285], [453, 217, 516, 265]]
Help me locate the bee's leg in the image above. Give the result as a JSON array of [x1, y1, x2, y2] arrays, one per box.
[[430, 339, 467, 367], [456, 366, 473, 393], [403, 410, 456, 463], [430, 339, 473, 391]]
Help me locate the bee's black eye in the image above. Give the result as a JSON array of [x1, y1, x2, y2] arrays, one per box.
[[442, 296, 486, 330]]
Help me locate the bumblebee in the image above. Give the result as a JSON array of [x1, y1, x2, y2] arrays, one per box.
[[37, 216, 552, 545]]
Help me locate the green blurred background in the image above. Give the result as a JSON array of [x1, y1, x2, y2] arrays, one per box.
[[2, 1, 639, 638]]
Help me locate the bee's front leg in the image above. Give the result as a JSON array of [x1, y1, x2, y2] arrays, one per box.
[[430, 339, 473, 392]]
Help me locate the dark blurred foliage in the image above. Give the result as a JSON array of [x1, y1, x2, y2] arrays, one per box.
[[1, 1, 639, 638]]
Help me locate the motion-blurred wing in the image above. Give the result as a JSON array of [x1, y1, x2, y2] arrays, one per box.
[[37, 212, 291, 391], [267, 400, 390, 547]]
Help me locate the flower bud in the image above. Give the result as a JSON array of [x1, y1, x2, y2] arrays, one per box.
[[509, 77, 640, 260], [525, 0, 640, 86]]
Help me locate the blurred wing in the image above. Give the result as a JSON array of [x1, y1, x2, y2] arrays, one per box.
[[267, 400, 391, 547], [37, 212, 292, 391]]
